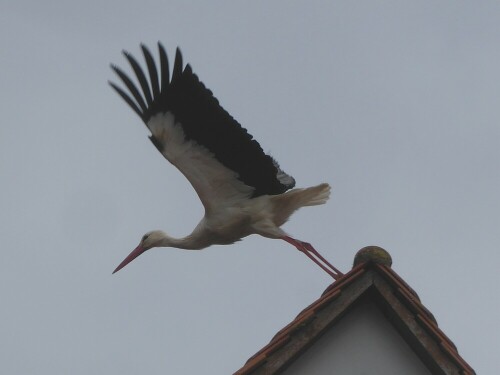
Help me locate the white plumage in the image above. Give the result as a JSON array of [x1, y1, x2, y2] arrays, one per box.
[[110, 43, 341, 279]]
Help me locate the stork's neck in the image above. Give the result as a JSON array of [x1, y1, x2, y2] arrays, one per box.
[[158, 233, 206, 250]]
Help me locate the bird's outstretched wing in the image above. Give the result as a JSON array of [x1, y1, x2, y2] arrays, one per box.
[[110, 43, 295, 212]]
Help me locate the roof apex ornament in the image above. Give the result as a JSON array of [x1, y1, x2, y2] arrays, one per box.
[[353, 246, 392, 267]]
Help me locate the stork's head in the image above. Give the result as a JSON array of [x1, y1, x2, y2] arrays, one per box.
[[140, 230, 168, 250], [112, 230, 167, 274]]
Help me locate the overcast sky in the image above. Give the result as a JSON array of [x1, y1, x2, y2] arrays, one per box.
[[1, 1, 498, 374]]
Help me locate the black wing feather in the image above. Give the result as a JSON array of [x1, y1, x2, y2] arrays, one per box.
[[110, 42, 295, 197], [141, 44, 160, 98], [171, 47, 184, 84], [108, 81, 144, 120], [158, 43, 170, 94], [123, 51, 153, 106], [110, 65, 148, 115]]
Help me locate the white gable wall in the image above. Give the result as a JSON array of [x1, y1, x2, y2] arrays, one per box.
[[283, 300, 431, 375]]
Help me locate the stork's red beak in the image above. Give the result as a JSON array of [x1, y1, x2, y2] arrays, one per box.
[[112, 244, 146, 274]]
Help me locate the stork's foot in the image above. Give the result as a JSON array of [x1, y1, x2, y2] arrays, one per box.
[[282, 236, 343, 280]]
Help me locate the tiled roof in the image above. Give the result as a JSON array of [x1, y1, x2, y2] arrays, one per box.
[[234, 246, 475, 375]]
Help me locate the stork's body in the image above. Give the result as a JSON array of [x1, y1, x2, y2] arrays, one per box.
[[110, 43, 341, 278]]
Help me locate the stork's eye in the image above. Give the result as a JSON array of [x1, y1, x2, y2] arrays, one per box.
[[142, 234, 149, 242]]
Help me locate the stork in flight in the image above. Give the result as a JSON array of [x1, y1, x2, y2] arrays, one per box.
[[109, 43, 342, 279]]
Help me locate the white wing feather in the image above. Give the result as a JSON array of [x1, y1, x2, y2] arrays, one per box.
[[148, 112, 254, 214]]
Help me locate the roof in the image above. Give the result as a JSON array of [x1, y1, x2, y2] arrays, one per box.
[[234, 246, 475, 375]]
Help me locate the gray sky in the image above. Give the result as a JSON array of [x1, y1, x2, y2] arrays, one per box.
[[1, 1, 497, 374]]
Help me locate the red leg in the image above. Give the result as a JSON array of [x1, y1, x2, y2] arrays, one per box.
[[300, 241, 343, 275], [282, 236, 342, 280]]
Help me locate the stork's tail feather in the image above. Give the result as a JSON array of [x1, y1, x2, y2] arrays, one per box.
[[300, 183, 331, 207], [271, 183, 331, 227]]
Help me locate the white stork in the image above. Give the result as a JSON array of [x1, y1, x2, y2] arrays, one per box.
[[109, 43, 342, 279]]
